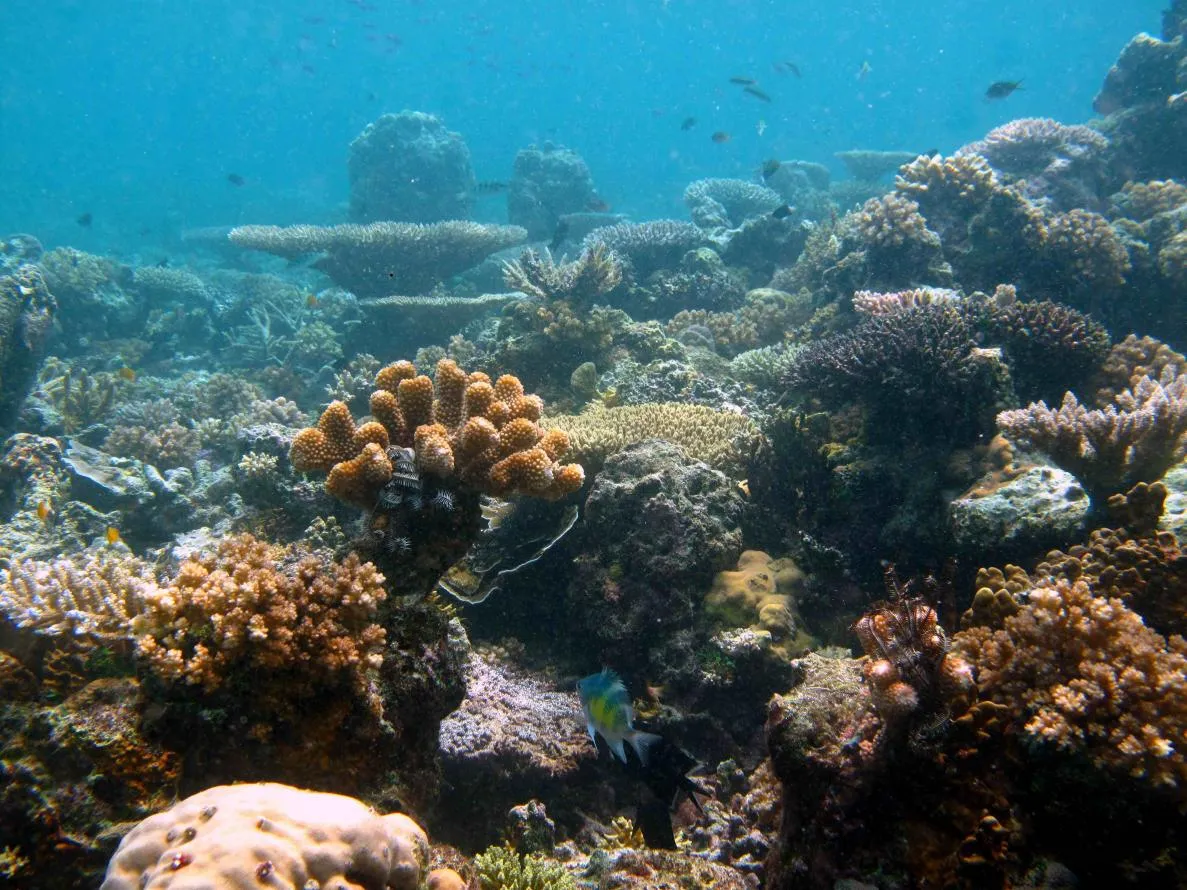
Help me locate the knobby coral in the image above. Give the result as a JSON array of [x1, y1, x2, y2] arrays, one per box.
[[290, 358, 584, 507]]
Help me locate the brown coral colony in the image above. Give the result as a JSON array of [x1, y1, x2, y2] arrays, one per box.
[[291, 358, 585, 507]]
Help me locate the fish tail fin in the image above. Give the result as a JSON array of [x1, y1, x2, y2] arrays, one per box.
[[626, 730, 665, 766], [609, 737, 629, 763]]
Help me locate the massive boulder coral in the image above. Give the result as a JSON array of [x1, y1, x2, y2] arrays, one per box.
[[290, 358, 584, 507], [99, 783, 432, 890], [348, 110, 476, 223], [508, 142, 600, 240], [228, 220, 527, 297]]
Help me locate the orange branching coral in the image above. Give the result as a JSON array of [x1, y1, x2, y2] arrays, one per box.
[[954, 578, 1187, 792], [291, 358, 585, 507], [135, 534, 387, 716]]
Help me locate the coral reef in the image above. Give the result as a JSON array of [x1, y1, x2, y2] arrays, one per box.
[[541, 402, 760, 476], [507, 143, 599, 240], [704, 550, 814, 659], [228, 221, 527, 297], [502, 243, 623, 308], [0, 264, 56, 438], [348, 111, 476, 223], [99, 783, 429, 890], [581, 220, 708, 279], [684, 178, 784, 229]]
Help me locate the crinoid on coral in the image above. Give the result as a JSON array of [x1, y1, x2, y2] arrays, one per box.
[[785, 302, 1008, 445], [853, 566, 975, 744], [228, 220, 527, 297]]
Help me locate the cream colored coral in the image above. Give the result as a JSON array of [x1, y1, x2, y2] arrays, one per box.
[[541, 403, 761, 476], [99, 782, 428, 890]]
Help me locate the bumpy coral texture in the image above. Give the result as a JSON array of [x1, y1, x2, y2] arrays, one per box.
[[99, 782, 428, 890], [954, 578, 1187, 793], [292, 358, 584, 506], [135, 534, 387, 716]]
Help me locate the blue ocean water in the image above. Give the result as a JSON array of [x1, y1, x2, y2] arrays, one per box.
[[0, 0, 1162, 252]]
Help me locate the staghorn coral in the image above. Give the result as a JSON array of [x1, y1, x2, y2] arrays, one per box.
[[100, 783, 429, 890], [136, 534, 387, 722], [291, 358, 584, 507], [0, 549, 157, 644], [501, 244, 623, 307], [541, 402, 761, 476], [684, 178, 784, 229], [228, 220, 527, 297], [954, 577, 1187, 793], [997, 369, 1187, 499], [581, 220, 708, 278]]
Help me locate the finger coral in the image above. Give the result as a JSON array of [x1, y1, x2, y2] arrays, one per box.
[[292, 358, 584, 507], [954, 577, 1187, 792], [136, 534, 387, 716]]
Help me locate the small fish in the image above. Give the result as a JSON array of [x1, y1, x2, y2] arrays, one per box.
[[761, 158, 781, 179], [155, 258, 170, 268], [105, 526, 122, 546], [680, 116, 697, 131], [743, 85, 772, 102], [76, 212, 93, 228], [474, 180, 509, 194], [857, 60, 872, 81], [771, 205, 794, 220], [117, 366, 136, 382], [306, 293, 320, 309], [37, 500, 53, 525], [985, 79, 1023, 100], [226, 173, 246, 186], [578, 669, 663, 764], [711, 131, 731, 144], [729, 76, 756, 85], [549, 218, 571, 253], [586, 196, 611, 213], [775, 61, 801, 78]]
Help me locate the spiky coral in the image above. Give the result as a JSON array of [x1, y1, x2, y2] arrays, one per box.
[[997, 368, 1187, 499], [472, 844, 576, 890], [501, 243, 622, 308], [228, 220, 527, 297], [291, 358, 584, 507]]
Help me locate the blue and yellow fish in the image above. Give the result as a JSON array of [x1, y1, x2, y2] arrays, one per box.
[[577, 668, 662, 765]]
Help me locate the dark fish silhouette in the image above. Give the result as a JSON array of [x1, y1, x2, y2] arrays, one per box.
[[761, 158, 782, 179], [680, 116, 697, 131], [226, 173, 246, 187], [775, 61, 801, 78], [549, 218, 570, 253], [75, 212, 93, 228], [621, 732, 708, 849], [586, 196, 611, 213], [985, 79, 1023, 100], [771, 204, 794, 220], [473, 180, 508, 194], [743, 85, 772, 102], [711, 131, 731, 143], [729, 76, 756, 85]]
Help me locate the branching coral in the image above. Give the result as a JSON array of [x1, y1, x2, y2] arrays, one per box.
[[33, 359, 119, 433], [472, 844, 576, 890], [502, 244, 623, 307], [954, 577, 1187, 792], [0, 550, 157, 644], [228, 221, 527, 297], [684, 178, 783, 229], [103, 422, 201, 469], [851, 286, 959, 316], [997, 368, 1187, 499], [581, 220, 708, 278], [540, 402, 761, 475], [291, 358, 584, 507], [135, 534, 387, 714]]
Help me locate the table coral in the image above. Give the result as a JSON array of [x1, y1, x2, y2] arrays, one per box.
[[99, 782, 429, 890], [292, 358, 584, 507]]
